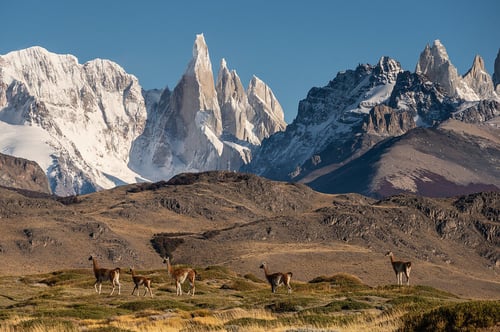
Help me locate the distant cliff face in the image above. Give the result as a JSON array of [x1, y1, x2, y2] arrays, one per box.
[[0, 153, 50, 194]]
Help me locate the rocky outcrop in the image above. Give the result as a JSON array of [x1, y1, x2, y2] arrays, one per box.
[[0, 153, 50, 193], [451, 100, 500, 123], [388, 71, 454, 125], [363, 105, 416, 136]]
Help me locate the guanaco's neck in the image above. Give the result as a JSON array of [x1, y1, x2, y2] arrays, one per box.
[[262, 265, 270, 277], [92, 258, 99, 271], [131, 269, 136, 277], [388, 254, 395, 263], [166, 259, 173, 275]]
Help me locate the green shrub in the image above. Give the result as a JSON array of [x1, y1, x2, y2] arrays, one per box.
[[220, 279, 256, 291], [318, 298, 372, 313], [401, 301, 500, 332], [308, 273, 367, 292], [265, 300, 302, 313], [244, 273, 265, 283]]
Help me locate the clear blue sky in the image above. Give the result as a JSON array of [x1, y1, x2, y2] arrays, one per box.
[[1, 0, 498, 123]]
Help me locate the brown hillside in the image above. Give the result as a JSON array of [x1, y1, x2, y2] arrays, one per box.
[[308, 120, 500, 198], [0, 171, 498, 299]]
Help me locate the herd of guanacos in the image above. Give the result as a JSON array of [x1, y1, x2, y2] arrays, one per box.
[[88, 251, 412, 297]]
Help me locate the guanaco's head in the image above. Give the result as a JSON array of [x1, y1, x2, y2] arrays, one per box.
[[259, 262, 267, 269], [88, 255, 94, 261], [385, 251, 393, 257], [162, 257, 170, 264]]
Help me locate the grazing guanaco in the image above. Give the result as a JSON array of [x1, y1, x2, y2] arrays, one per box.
[[385, 251, 412, 286], [88, 256, 121, 295], [259, 262, 293, 294], [162, 257, 196, 296], [130, 268, 153, 297]]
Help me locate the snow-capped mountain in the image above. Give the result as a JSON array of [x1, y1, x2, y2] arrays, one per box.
[[245, 40, 499, 197], [0, 35, 286, 195], [1, 36, 498, 198], [0, 47, 147, 195], [129, 34, 286, 181], [243, 56, 405, 180]]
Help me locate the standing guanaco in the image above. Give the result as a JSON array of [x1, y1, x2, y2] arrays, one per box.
[[88, 256, 121, 295], [163, 257, 197, 296], [130, 268, 153, 297], [385, 251, 412, 286], [260, 262, 292, 294]]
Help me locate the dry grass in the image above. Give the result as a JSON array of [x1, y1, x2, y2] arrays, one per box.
[[1, 268, 497, 332]]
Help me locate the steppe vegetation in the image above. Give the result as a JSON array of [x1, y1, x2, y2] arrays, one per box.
[[0, 266, 498, 332]]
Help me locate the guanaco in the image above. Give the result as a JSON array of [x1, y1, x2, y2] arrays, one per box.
[[163, 257, 196, 296], [260, 262, 292, 294], [385, 251, 412, 286], [88, 256, 121, 295], [130, 268, 153, 297]]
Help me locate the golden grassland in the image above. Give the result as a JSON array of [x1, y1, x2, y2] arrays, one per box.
[[0, 266, 498, 332]]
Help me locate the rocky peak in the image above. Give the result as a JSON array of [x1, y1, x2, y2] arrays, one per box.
[[216, 58, 254, 143], [415, 40, 478, 100], [166, 33, 222, 138], [493, 49, 500, 94], [372, 56, 403, 84], [186, 34, 212, 77], [247, 75, 286, 139], [415, 40, 460, 97], [463, 55, 496, 100]]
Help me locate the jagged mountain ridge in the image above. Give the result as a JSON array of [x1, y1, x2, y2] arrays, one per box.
[[1, 38, 499, 198], [0, 35, 285, 195], [129, 34, 286, 181], [245, 40, 499, 197]]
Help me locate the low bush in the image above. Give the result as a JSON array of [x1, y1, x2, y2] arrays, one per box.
[[401, 300, 500, 331]]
